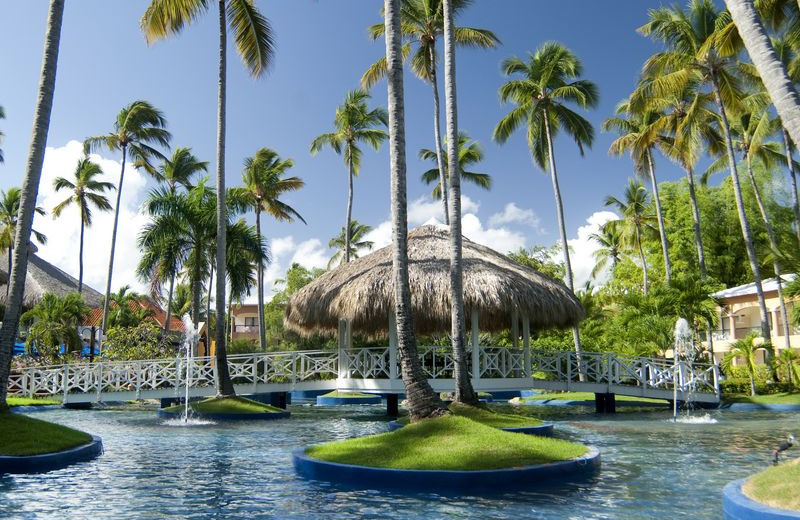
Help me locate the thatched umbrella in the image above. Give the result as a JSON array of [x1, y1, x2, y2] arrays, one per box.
[[285, 225, 584, 337]]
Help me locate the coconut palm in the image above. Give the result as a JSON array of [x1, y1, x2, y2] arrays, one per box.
[[722, 332, 764, 396], [603, 102, 672, 283], [604, 180, 658, 295], [384, 0, 445, 420], [775, 348, 799, 388], [0, 0, 64, 411], [106, 285, 154, 330], [328, 220, 374, 268], [52, 157, 114, 294], [419, 130, 491, 200], [636, 0, 772, 342], [83, 100, 171, 342], [493, 41, 598, 359], [0, 188, 47, 298], [362, 0, 499, 224], [0, 105, 5, 164], [21, 292, 88, 364], [141, 0, 275, 398], [230, 147, 304, 350], [311, 90, 387, 265], [590, 223, 624, 280], [170, 282, 192, 319]]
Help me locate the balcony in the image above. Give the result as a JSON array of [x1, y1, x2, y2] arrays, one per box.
[[233, 324, 260, 334]]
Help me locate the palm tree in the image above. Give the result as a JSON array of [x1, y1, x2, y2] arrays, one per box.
[[0, 0, 64, 412], [106, 285, 155, 330], [636, 0, 772, 343], [604, 180, 658, 295], [419, 130, 491, 200], [52, 157, 115, 294], [493, 41, 598, 359], [169, 282, 192, 319], [311, 90, 387, 264], [230, 147, 304, 351], [83, 100, 171, 342], [384, 0, 445, 420], [0, 105, 5, 164], [603, 101, 672, 283], [722, 332, 764, 396], [21, 292, 88, 364], [226, 218, 268, 339], [362, 0, 499, 225], [0, 188, 47, 298], [590, 223, 623, 280], [775, 348, 799, 388], [141, 0, 275, 398], [328, 220, 374, 268]]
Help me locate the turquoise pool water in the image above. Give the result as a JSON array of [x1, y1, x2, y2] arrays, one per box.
[[1, 404, 796, 519]]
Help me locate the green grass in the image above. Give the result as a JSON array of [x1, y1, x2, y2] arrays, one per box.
[[320, 391, 378, 398], [163, 396, 284, 415], [723, 393, 800, 405], [398, 403, 544, 429], [0, 413, 93, 456], [743, 459, 800, 512], [306, 415, 586, 471], [519, 392, 668, 405], [7, 396, 61, 407]]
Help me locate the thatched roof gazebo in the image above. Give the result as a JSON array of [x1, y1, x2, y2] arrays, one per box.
[[285, 225, 583, 341]]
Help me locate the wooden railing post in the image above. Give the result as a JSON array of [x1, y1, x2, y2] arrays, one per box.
[[337, 319, 347, 379]]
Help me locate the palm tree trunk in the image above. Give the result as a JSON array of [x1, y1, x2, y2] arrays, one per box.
[[745, 155, 792, 348], [206, 264, 213, 330], [255, 206, 267, 350], [227, 288, 233, 345], [636, 224, 649, 296], [384, 0, 445, 421], [0, 0, 64, 412], [429, 46, 449, 226], [685, 166, 707, 277], [101, 144, 127, 340], [443, 0, 478, 406], [78, 217, 84, 293], [725, 0, 800, 147], [345, 155, 354, 264], [781, 129, 800, 247], [711, 74, 771, 343], [164, 273, 175, 336], [542, 106, 584, 359], [192, 267, 202, 328], [214, 0, 234, 397], [6, 246, 11, 299], [646, 149, 671, 283], [750, 372, 756, 396]]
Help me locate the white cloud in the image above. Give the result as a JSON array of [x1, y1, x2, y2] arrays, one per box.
[[364, 220, 392, 250], [461, 214, 527, 253], [408, 195, 479, 225], [258, 236, 329, 302], [488, 202, 544, 234], [567, 210, 618, 289]]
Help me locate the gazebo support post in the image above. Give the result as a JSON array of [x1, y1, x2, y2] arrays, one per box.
[[471, 308, 480, 386], [522, 316, 531, 377], [388, 310, 398, 380], [512, 310, 519, 350], [337, 319, 348, 379]]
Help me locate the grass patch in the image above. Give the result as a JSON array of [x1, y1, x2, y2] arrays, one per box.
[[743, 459, 800, 512], [520, 392, 667, 405], [0, 413, 92, 457], [7, 396, 61, 407], [398, 403, 544, 429], [320, 391, 378, 398], [163, 396, 284, 415], [724, 393, 800, 405], [306, 415, 586, 471]]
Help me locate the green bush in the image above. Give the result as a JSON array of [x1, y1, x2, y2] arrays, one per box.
[[103, 323, 176, 361], [228, 338, 259, 355]]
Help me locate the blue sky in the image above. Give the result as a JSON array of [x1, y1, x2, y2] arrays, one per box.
[[0, 1, 678, 299]]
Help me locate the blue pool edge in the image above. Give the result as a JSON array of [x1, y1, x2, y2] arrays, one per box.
[[316, 395, 383, 406], [0, 435, 103, 474], [723, 478, 800, 519]]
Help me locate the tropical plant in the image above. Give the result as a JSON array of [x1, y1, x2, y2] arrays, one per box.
[[590, 223, 624, 280], [229, 147, 304, 350], [169, 282, 192, 319], [419, 130, 491, 200], [52, 156, 114, 294], [103, 322, 175, 361], [722, 332, 765, 395], [83, 100, 171, 340], [384, 0, 445, 420], [775, 348, 800, 388], [493, 41, 598, 359], [362, 0, 499, 224], [223, 218, 268, 347], [21, 292, 88, 364], [311, 90, 387, 265], [328, 220, 374, 268], [0, 188, 47, 298], [105, 285, 155, 330], [142, 0, 275, 397], [0, 0, 65, 411]]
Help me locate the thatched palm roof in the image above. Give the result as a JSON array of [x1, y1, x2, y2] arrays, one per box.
[[285, 225, 584, 336], [0, 251, 104, 308]]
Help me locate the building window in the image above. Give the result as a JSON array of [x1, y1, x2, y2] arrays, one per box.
[[244, 317, 257, 327]]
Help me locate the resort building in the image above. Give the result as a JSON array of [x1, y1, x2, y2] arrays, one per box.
[[229, 303, 261, 341], [704, 275, 798, 363]]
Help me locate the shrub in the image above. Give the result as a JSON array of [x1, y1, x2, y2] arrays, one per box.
[[103, 323, 176, 361], [228, 338, 259, 355]]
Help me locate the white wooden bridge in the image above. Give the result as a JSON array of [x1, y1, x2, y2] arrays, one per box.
[[7, 346, 720, 405]]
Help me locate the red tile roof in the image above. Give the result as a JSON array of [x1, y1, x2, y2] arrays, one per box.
[[82, 298, 186, 332]]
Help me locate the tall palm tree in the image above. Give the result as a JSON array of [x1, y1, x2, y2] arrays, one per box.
[[419, 130, 491, 200], [636, 0, 772, 342], [141, 0, 275, 398], [604, 180, 658, 295], [21, 292, 88, 364], [0, 0, 64, 412], [493, 41, 598, 359], [590, 223, 623, 280], [311, 90, 387, 265], [384, 0, 445, 420], [603, 101, 672, 283], [230, 147, 304, 351], [0, 188, 47, 298], [52, 156, 115, 293], [0, 105, 5, 164], [362, 0, 499, 225], [722, 332, 764, 396], [328, 220, 374, 268], [83, 100, 171, 342]]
